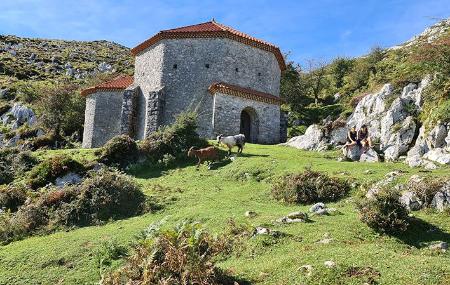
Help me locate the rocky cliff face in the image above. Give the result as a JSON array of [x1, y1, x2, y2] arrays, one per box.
[[284, 76, 450, 167]]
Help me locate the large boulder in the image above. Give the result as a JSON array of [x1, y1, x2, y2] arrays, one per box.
[[330, 127, 347, 145], [426, 123, 448, 149], [359, 148, 379, 163], [342, 145, 362, 161], [423, 148, 450, 165], [285, 124, 323, 150], [0, 103, 37, 129], [400, 191, 422, 211]]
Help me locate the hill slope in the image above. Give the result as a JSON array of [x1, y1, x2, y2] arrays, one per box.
[[0, 35, 133, 98], [0, 145, 449, 285]]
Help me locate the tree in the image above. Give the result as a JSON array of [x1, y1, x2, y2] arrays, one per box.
[[305, 60, 328, 106], [36, 81, 84, 139], [330, 57, 353, 89], [280, 62, 311, 112]]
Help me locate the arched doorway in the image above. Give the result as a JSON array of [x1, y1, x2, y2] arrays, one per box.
[[240, 107, 259, 143]]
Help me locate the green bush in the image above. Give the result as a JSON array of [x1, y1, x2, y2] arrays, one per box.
[[0, 148, 37, 185], [288, 125, 307, 138], [99, 135, 139, 168], [101, 221, 233, 285], [29, 132, 57, 150], [357, 187, 409, 234], [139, 112, 208, 162], [0, 168, 147, 244], [0, 185, 28, 212], [27, 155, 85, 189], [65, 168, 146, 226], [272, 169, 351, 204]]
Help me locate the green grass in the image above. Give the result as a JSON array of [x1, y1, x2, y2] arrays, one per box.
[[0, 144, 449, 285]]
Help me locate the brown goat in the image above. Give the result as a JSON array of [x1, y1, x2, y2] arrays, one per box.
[[188, 146, 219, 168]]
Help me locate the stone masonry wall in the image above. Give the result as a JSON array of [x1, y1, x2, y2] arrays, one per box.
[[82, 91, 123, 148], [212, 92, 281, 144], [133, 37, 281, 139], [134, 43, 165, 139], [120, 86, 139, 138]]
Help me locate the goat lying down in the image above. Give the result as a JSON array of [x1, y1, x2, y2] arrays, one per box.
[[188, 146, 219, 168], [217, 134, 246, 155]]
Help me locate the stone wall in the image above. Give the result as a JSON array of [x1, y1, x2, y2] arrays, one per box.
[[82, 91, 123, 148], [212, 92, 281, 144], [134, 37, 281, 139], [120, 86, 139, 138], [133, 42, 165, 139]]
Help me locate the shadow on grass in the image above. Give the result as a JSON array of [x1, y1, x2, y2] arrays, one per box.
[[393, 217, 450, 248]]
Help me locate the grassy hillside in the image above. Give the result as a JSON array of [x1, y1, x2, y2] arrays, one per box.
[[1, 144, 449, 285], [282, 19, 450, 135], [0, 35, 133, 86]]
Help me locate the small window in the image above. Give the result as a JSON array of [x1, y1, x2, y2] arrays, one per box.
[[205, 63, 210, 69], [235, 68, 239, 72], [173, 64, 177, 69]]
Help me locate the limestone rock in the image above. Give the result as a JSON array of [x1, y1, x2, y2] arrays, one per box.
[[399, 191, 422, 211], [285, 124, 323, 150], [428, 241, 448, 251], [423, 160, 438, 170], [423, 148, 450, 165], [342, 145, 362, 161], [245, 211, 257, 218], [55, 172, 82, 187], [324, 260, 336, 268], [330, 127, 347, 145], [431, 183, 450, 211], [405, 154, 423, 167], [382, 116, 416, 161], [427, 124, 448, 149], [359, 148, 379, 163], [277, 211, 308, 223]]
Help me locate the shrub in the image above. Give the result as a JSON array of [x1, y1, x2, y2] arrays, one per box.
[[288, 125, 307, 138], [29, 132, 57, 150], [272, 169, 351, 204], [0, 168, 147, 244], [56, 168, 146, 226], [0, 148, 37, 185], [27, 155, 85, 189], [406, 177, 446, 207], [0, 185, 28, 212], [357, 187, 409, 234], [101, 221, 233, 285], [139, 112, 207, 163], [98, 135, 138, 168]]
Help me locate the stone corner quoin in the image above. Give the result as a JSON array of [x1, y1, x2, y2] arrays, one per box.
[[81, 21, 287, 148]]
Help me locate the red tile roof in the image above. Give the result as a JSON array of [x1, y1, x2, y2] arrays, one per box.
[[131, 20, 286, 71], [81, 75, 133, 96], [208, 82, 284, 105]]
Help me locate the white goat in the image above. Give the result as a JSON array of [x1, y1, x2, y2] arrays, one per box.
[[217, 134, 246, 155]]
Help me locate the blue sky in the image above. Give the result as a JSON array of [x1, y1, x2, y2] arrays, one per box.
[[1, 0, 449, 65]]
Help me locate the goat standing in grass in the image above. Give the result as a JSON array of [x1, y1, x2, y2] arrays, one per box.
[[217, 134, 246, 155], [188, 146, 219, 168]]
